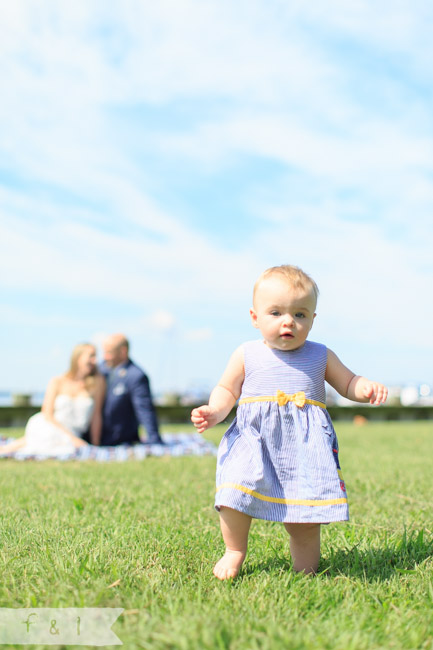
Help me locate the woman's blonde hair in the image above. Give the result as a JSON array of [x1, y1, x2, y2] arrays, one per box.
[[66, 343, 97, 392], [253, 265, 319, 306]]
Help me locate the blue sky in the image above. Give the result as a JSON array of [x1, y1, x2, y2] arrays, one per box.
[[1, 1, 432, 396]]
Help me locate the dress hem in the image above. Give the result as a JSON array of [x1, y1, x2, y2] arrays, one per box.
[[215, 489, 349, 524]]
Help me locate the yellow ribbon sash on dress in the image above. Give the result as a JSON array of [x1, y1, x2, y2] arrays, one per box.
[[238, 389, 326, 410], [216, 482, 347, 506]]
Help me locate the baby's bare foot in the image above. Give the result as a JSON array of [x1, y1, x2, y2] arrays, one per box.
[[213, 550, 246, 580]]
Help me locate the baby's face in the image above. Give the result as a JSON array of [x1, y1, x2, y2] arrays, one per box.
[[250, 275, 316, 351]]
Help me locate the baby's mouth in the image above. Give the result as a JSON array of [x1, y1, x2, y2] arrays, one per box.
[[281, 333, 294, 339]]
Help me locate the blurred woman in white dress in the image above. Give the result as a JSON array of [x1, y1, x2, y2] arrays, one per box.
[[1, 343, 105, 456]]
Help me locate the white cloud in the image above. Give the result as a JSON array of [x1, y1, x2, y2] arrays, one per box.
[[0, 195, 258, 308], [304, 0, 433, 63], [159, 112, 433, 201], [184, 328, 213, 342], [149, 310, 176, 331]]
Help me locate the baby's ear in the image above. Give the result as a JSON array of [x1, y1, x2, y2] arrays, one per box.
[[309, 313, 316, 331], [250, 308, 259, 328]]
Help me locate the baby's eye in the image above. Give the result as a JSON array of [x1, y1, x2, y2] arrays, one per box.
[[270, 310, 280, 317], [295, 312, 306, 318]]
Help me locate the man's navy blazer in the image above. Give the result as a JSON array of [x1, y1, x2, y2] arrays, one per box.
[[100, 359, 162, 446]]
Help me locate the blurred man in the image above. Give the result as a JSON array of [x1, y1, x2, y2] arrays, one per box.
[[99, 334, 163, 446]]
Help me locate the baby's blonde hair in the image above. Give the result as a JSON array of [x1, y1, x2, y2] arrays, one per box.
[[253, 265, 319, 306]]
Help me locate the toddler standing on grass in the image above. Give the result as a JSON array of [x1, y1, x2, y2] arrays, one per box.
[[191, 265, 388, 580]]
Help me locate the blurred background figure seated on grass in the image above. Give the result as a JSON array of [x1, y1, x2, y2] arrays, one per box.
[[95, 333, 164, 446], [0, 343, 105, 457]]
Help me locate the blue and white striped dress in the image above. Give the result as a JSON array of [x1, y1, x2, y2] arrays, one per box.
[[215, 339, 349, 523]]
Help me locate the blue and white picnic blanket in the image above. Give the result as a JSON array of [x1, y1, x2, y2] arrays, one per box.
[[0, 433, 217, 462]]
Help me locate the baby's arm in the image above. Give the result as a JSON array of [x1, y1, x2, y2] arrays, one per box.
[[191, 346, 245, 433], [325, 349, 388, 405]]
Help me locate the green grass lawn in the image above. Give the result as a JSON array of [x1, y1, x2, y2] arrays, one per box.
[[0, 421, 432, 649]]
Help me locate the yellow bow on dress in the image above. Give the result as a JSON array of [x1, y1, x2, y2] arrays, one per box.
[[238, 391, 326, 409], [276, 390, 306, 408]]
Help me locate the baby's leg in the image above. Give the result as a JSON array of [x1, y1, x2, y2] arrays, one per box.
[[283, 523, 321, 574], [214, 506, 252, 580]]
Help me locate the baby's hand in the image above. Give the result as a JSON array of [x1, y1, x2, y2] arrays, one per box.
[[362, 382, 388, 405], [191, 405, 219, 434]]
